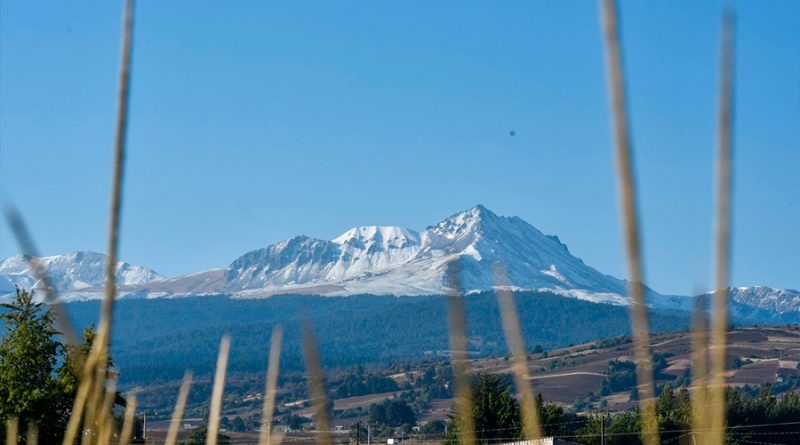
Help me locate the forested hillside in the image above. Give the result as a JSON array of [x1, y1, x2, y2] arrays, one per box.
[[62, 291, 696, 385]]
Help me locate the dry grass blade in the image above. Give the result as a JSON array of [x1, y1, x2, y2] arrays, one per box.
[[98, 417, 114, 445], [4, 206, 78, 346], [493, 264, 542, 440], [6, 417, 18, 445], [445, 259, 476, 445], [301, 321, 332, 445], [25, 423, 38, 445], [708, 10, 736, 445], [62, 361, 99, 445], [165, 371, 194, 445], [65, 2, 135, 443], [97, 377, 119, 443], [208, 335, 231, 445], [95, 0, 135, 362], [259, 326, 284, 445], [690, 297, 710, 445], [268, 429, 286, 445], [119, 393, 138, 445], [82, 368, 108, 445], [599, 1, 658, 443]]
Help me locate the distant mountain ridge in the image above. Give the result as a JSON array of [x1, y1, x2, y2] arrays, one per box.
[[0, 251, 163, 295], [224, 205, 629, 302], [1, 205, 797, 318], [727, 286, 800, 314]]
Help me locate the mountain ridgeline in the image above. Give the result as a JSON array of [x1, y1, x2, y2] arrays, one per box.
[[0, 251, 163, 296], [2, 205, 798, 317]]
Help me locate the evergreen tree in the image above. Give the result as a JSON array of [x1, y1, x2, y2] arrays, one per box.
[[368, 399, 416, 428], [0, 288, 114, 444], [447, 373, 521, 444], [0, 288, 73, 443]]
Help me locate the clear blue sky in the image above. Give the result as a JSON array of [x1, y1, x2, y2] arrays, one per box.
[[1, 1, 798, 296]]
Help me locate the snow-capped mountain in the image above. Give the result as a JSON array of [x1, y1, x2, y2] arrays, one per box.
[[224, 205, 630, 303], [0, 251, 164, 300], [226, 226, 424, 292], [726, 286, 800, 315], [0, 206, 796, 320]]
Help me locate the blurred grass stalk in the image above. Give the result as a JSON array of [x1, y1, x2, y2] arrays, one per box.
[[165, 371, 193, 445], [707, 9, 736, 445], [6, 417, 19, 445], [64, 0, 136, 444], [119, 393, 137, 445], [302, 321, 333, 445], [690, 298, 710, 444], [599, 1, 658, 444], [259, 326, 284, 445], [92, 0, 134, 374], [96, 377, 119, 444], [494, 263, 543, 440], [208, 336, 231, 445], [25, 423, 38, 445], [446, 259, 476, 444]]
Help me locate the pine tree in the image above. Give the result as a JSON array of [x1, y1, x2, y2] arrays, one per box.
[[447, 373, 521, 444], [0, 287, 71, 443], [0, 288, 115, 444]]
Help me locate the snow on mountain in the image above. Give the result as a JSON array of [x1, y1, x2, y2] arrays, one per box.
[[0, 251, 164, 301], [726, 286, 800, 315], [1, 206, 796, 318], [219, 206, 797, 315], [223, 205, 630, 303], [641, 286, 800, 318], [225, 226, 426, 293]]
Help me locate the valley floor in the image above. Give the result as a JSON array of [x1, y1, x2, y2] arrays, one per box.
[[134, 324, 800, 439]]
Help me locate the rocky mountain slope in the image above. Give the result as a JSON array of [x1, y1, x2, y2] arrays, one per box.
[[1, 206, 797, 319], [0, 251, 163, 298], [224, 205, 629, 303]]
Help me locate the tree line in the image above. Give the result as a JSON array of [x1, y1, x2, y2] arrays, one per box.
[[447, 373, 800, 445]]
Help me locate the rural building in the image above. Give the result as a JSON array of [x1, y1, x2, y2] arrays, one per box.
[[501, 438, 580, 445]]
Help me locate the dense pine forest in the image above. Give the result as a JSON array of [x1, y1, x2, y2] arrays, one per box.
[[64, 292, 697, 385]]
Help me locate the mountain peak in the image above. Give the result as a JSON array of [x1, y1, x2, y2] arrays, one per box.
[[332, 226, 421, 249], [430, 205, 502, 241], [0, 251, 164, 299], [65, 251, 106, 262], [727, 286, 800, 314], [460, 204, 498, 220]]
